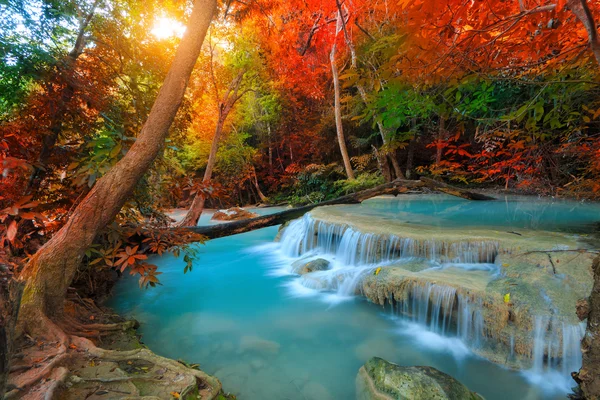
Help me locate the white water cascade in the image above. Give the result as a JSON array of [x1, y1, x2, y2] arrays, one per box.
[[277, 212, 585, 387], [531, 316, 585, 377], [389, 281, 485, 346], [280, 213, 500, 265]]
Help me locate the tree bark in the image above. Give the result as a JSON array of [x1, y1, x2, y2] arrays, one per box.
[[373, 145, 392, 182], [436, 117, 445, 165], [405, 135, 416, 179], [573, 256, 600, 399], [388, 149, 404, 180], [181, 177, 494, 239], [252, 167, 269, 203], [178, 116, 225, 227], [330, 37, 355, 180], [419, 177, 496, 200], [0, 267, 23, 398], [18, 0, 217, 328], [567, 0, 600, 65]]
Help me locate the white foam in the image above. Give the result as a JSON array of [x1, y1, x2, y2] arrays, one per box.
[[395, 320, 471, 359]]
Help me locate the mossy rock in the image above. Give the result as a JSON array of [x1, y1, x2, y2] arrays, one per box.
[[356, 357, 483, 400], [291, 258, 330, 275]]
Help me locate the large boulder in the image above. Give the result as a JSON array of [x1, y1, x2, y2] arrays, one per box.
[[356, 357, 483, 400], [211, 207, 259, 221], [291, 258, 330, 275]]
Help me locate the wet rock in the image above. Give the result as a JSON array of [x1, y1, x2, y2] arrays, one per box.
[[211, 207, 259, 221], [354, 336, 398, 362], [291, 258, 330, 275], [577, 298, 590, 321], [356, 357, 483, 400], [250, 358, 265, 370], [302, 381, 333, 400], [238, 335, 281, 355]]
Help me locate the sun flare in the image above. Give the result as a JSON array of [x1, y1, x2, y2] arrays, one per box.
[[151, 16, 185, 40]]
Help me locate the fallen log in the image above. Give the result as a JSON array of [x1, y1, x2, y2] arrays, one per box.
[[419, 177, 497, 200], [184, 178, 494, 240]]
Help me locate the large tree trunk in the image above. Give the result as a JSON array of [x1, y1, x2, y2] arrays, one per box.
[[574, 256, 600, 399], [0, 266, 23, 397], [330, 39, 355, 180], [18, 0, 217, 329]]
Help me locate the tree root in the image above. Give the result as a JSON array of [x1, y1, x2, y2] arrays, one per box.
[[6, 315, 70, 399], [8, 312, 223, 400]]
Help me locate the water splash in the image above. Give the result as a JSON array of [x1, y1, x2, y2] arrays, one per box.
[[280, 213, 500, 265], [530, 316, 585, 376], [389, 281, 485, 346]]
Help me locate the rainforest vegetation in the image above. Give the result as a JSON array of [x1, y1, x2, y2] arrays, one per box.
[[2, 0, 600, 399]]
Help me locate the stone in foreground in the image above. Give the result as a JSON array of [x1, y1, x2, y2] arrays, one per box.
[[356, 357, 483, 400], [291, 258, 330, 275]]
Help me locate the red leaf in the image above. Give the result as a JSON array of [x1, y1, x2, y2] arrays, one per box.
[[7, 220, 17, 242]]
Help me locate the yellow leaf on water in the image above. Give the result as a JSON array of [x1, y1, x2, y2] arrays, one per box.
[[374, 267, 382, 276], [170, 392, 180, 399], [501, 263, 510, 267], [504, 293, 511, 304]]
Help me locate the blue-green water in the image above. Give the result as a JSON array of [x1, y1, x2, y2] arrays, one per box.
[[337, 194, 600, 232], [109, 197, 600, 400]]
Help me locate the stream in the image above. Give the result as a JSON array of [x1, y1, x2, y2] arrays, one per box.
[[109, 195, 600, 400]]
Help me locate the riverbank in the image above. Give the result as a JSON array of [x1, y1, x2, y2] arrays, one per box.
[[5, 289, 234, 400]]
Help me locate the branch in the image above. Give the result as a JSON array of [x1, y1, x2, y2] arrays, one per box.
[[567, 0, 600, 65]]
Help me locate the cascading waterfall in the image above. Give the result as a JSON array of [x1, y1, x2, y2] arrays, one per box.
[[278, 212, 585, 383], [390, 281, 485, 346], [531, 316, 585, 377], [280, 213, 500, 265]]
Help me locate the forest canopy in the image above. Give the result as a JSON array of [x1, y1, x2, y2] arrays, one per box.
[[2, 0, 600, 286]]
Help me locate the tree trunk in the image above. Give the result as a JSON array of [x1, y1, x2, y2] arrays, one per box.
[[252, 167, 269, 203], [179, 116, 225, 227], [330, 40, 355, 180], [333, 0, 402, 181], [567, 0, 600, 65], [419, 177, 496, 200], [436, 117, 445, 165], [574, 256, 600, 399], [373, 145, 392, 183], [18, 0, 217, 329], [388, 150, 404, 180], [0, 267, 23, 398], [405, 135, 416, 179], [267, 122, 274, 176]]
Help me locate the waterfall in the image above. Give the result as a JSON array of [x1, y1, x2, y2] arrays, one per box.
[[277, 213, 586, 389], [392, 281, 485, 345], [279, 213, 500, 265], [531, 316, 585, 377]]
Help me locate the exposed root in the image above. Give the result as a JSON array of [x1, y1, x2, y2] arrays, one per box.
[[8, 303, 223, 400]]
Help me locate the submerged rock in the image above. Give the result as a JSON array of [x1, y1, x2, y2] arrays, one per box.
[[211, 207, 259, 221], [238, 335, 281, 355], [356, 357, 483, 400], [291, 258, 330, 275]]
